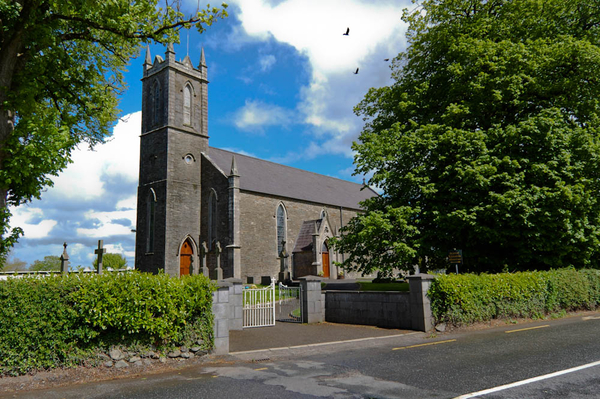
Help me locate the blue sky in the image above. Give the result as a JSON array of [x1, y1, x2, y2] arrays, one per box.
[[7, 0, 411, 269]]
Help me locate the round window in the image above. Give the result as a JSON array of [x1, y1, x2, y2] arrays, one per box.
[[184, 154, 194, 164]]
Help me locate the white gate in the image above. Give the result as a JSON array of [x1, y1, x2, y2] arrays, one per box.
[[243, 278, 276, 328]]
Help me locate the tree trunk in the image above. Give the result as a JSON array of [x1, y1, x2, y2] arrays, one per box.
[[0, 24, 25, 240]]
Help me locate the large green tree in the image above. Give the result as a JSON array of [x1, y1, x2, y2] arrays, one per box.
[[0, 1, 227, 265], [29, 255, 60, 271], [334, 0, 600, 274], [92, 252, 127, 271]]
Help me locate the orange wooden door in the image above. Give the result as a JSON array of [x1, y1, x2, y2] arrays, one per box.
[[322, 252, 330, 278], [180, 240, 193, 276]]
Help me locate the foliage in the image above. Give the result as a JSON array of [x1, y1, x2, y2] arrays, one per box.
[[29, 255, 61, 271], [93, 253, 127, 270], [0, 271, 214, 375], [334, 0, 600, 274], [0, 1, 228, 266], [429, 269, 600, 326], [0, 253, 27, 271], [358, 282, 409, 292]]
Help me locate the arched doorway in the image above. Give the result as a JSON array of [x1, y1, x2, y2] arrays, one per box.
[[180, 239, 193, 276], [321, 241, 330, 278]]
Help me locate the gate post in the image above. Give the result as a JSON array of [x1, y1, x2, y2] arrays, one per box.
[[224, 277, 243, 331], [212, 281, 231, 354], [299, 276, 324, 324], [407, 274, 435, 332]]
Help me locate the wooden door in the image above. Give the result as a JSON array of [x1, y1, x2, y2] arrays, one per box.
[[322, 251, 330, 278], [180, 240, 193, 276]]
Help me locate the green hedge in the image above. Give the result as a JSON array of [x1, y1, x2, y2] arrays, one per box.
[[429, 268, 600, 326], [0, 271, 214, 375]]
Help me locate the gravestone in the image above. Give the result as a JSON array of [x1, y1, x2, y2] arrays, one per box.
[[95, 240, 106, 274]]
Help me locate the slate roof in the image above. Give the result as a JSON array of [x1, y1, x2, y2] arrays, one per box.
[[207, 147, 376, 210], [293, 220, 322, 253]]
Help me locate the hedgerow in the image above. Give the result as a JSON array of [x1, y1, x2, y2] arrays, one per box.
[[0, 271, 214, 375], [429, 268, 600, 326]]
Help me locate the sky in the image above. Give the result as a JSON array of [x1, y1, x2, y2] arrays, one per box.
[[7, 0, 412, 269]]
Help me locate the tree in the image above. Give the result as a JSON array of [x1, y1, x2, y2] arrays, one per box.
[[0, 252, 27, 271], [0, 1, 228, 265], [29, 255, 60, 271], [93, 252, 127, 271], [333, 0, 600, 274]]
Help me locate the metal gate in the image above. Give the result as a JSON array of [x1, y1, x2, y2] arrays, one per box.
[[243, 278, 276, 328], [277, 282, 302, 323]]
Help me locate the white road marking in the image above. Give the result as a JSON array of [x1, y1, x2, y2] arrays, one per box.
[[454, 360, 600, 398], [582, 316, 600, 320], [230, 332, 419, 355]]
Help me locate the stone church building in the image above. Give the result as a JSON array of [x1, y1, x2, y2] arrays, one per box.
[[134, 46, 376, 283]]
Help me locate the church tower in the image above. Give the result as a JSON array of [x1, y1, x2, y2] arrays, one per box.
[[135, 44, 208, 276]]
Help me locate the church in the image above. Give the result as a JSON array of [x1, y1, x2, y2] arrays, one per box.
[[134, 45, 377, 283]]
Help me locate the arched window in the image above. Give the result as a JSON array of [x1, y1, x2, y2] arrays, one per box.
[[146, 189, 157, 253], [152, 81, 160, 126], [183, 83, 192, 125], [320, 209, 327, 220], [276, 203, 287, 256], [208, 190, 217, 249]]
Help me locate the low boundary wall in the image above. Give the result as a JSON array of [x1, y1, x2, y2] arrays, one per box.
[[211, 274, 434, 355], [325, 291, 411, 329], [324, 274, 434, 331]]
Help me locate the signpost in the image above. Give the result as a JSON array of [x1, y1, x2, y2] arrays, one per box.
[[448, 249, 462, 274]]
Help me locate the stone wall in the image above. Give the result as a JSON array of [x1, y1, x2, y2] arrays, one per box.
[[324, 275, 434, 332], [238, 191, 360, 284], [325, 291, 412, 329], [201, 155, 231, 277]]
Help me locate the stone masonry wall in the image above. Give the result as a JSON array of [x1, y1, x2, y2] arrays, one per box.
[[325, 291, 412, 329], [201, 155, 231, 277], [238, 191, 360, 284]]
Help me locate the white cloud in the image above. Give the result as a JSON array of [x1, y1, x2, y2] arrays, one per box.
[[220, 148, 257, 158], [259, 54, 276, 71], [76, 209, 136, 238], [49, 112, 141, 201], [116, 196, 137, 211], [233, 99, 293, 131], [227, 0, 409, 156], [9, 206, 57, 239]]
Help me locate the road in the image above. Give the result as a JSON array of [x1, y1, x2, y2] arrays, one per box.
[[4, 315, 600, 398]]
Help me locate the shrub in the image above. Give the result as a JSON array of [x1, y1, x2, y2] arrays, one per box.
[[0, 271, 214, 375], [429, 268, 600, 326]]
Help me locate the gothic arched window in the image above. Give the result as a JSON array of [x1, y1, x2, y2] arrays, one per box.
[[152, 81, 160, 126], [183, 83, 192, 126], [146, 189, 157, 253], [276, 203, 287, 256], [208, 189, 217, 249]]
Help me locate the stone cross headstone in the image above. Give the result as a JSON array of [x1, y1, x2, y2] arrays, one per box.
[[60, 242, 70, 274], [214, 241, 223, 280], [95, 240, 106, 275], [201, 241, 209, 277], [278, 239, 290, 282]]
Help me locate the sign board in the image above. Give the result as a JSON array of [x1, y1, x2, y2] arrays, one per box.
[[448, 249, 462, 264]]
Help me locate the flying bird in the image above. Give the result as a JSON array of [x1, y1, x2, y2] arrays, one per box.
[[343, 27, 350, 36], [384, 58, 390, 61], [354, 68, 359, 74]]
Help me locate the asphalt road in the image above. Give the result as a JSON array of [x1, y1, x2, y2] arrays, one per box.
[[5, 315, 600, 398]]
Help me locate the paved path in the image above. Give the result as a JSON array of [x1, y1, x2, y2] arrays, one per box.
[[230, 321, 413, 353]]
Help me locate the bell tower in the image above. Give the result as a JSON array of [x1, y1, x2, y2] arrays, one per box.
[[135, 44, 209, 276]]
